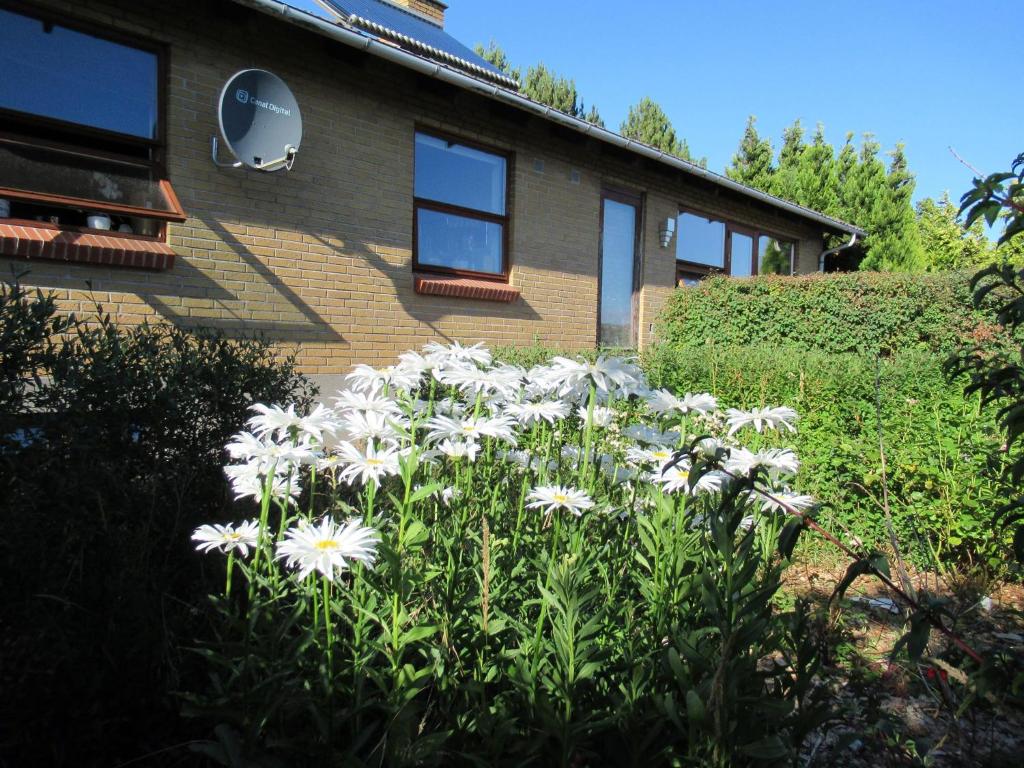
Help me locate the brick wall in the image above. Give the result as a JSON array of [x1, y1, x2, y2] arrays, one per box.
[[5, 0, 829, 388]]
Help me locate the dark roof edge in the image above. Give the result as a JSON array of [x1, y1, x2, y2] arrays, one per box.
[[232, 0, 867, 236]]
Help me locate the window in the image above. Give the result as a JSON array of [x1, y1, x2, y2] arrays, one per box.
[[0, 6, 183, 234], [599, 190, 641, 347], [414, 130, 509, 279], [675, 209, 794, 285]]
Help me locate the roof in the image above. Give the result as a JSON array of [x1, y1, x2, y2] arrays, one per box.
[[232, 0, 866, 237], [321, 0, 519, 88]]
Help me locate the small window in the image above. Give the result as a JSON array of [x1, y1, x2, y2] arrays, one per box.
[[758, 235, 795, 275], [0, 8, 183, 233], [414, 130, 509, 279], [676, 208, 796, 284]]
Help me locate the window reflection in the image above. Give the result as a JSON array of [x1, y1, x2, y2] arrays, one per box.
[[730, 232, 754, 277], [758, 236, 795, 275], [0, 9, 158, 139], [676, 212, 725, 268]]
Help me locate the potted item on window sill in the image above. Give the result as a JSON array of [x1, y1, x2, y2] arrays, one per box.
[[86, 213, 112, 230]]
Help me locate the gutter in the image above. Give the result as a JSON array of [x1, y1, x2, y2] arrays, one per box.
[[232, 0, 866, 237], [818, 232, 859, 271]]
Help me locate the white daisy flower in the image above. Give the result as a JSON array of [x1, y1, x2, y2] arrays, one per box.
[[625, 444, 676, 467], [725, 406, 798, 435], [336, 440, 401, 486], [504, 399, 569, 426], [192, 520, 260, 557], [540, 355, 643, 398], [758, 491, 816, 515], [526, 484, 595, 517], [275, 518, 380, 581], [622, 424, 672, 445], [645, 389, 718, 417], [223, 463, 303, 505], [437, 439, 480, 461], [423, 340, 492, 367], [425, 414, 517, 445], [346, 364, 422, 395], [725, 447, 800, 480], [340, 410, 403, 444], [437, 362, 524, 398], [656, 461, 726, 496], [577, 404, 615, 427], [333, 389, 402, 415]]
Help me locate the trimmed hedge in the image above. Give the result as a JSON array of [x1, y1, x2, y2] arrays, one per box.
[[658, 271, 1007, 356], [644, 343, 1010, 568]]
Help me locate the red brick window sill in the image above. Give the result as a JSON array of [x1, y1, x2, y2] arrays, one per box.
[[413, 273, 520, 303], [0, 221, 176, 271]]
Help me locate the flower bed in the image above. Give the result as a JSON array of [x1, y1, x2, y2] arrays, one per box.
[[188, 342, 827, 766]]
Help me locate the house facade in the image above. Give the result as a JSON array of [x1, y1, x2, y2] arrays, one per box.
[[0, 0, 863, 391]]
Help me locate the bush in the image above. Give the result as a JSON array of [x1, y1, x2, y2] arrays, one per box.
[[0, 281, 316, 766], [659, 271, 1009, 356], [644, 342, 1011, 570]]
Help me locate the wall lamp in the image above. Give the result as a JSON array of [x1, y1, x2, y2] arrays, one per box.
[[659, 217, 676, 248]]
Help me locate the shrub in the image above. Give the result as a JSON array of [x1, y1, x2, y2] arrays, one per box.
[[644, 342, 1011, 570], [0, 282, 315, 766], [658, 271, 1009, 356]]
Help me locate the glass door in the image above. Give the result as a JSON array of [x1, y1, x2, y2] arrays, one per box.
[[599, 190, 641, 347]]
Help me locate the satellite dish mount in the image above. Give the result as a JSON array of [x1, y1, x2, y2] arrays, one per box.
[[212, 68, 303, 173]]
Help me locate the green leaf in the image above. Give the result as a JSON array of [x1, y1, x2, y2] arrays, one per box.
[[778, 517, 804, 561], [740, 735, 789, 760], [685, 689, 705, 724]]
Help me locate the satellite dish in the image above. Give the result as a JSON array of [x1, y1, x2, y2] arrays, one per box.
[[215, 69, 302, 172]]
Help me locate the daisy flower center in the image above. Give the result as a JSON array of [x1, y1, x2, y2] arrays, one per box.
[[366, 458, 383, 466], [553, 493, 568, 504], [315, 540, 340, 551]]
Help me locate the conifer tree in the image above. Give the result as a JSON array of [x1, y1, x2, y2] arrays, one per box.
[[862, 142, 924, 270], [584, 103, 605, 128], [620, 97, 704, 165], [834, 132, 859, 223], [917, 192, 990, 271], [845, 134, 889, 269], [521, 62, 585, 117], [796, 123, 838, 216], [726, 115, 774, 192], [770, 120, 806, 202], [474, 41, 520, 83]]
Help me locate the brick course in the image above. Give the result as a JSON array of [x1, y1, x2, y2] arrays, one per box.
[[5, 0, 828, 381]]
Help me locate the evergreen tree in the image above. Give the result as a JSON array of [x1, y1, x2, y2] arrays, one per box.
[[863, 142, 924, 270], [769, 120, 806, 201], [845, 134, 889, 269], [917, 192, 991, 271], [473, 41, 520, 83], [620, 97, 703, 165], [795, 123, 838, 216], [726, 115, 774, 192], [521, 62, 585, 117], [584, 103, 605, 128], [834, 132, 859, 224]]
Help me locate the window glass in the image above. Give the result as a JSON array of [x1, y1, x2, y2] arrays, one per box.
[[600, 198, 638, 347], [758, 236, 795, 275], [0, 9, 159, 139], [676, 212, 725, 268], [0, 141, 174, 212], [416, 209, 503, 274], [415, 132, 506, 215], [730, 232, 754, 277]]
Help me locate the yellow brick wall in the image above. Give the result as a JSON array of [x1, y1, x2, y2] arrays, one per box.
[[5, 0, 828, 383]]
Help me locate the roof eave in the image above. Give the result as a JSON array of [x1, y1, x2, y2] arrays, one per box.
[[229, 0, 867, 237]]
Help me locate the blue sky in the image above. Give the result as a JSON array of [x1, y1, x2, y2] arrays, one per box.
[[445, 0, 1021, 207]]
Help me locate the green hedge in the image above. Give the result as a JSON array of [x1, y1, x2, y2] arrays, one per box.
[[658, 271, 1007, 356], [644, 342, 1011, 569]]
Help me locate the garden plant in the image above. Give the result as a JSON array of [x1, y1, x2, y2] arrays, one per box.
[[186, 342, 832, 767]]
